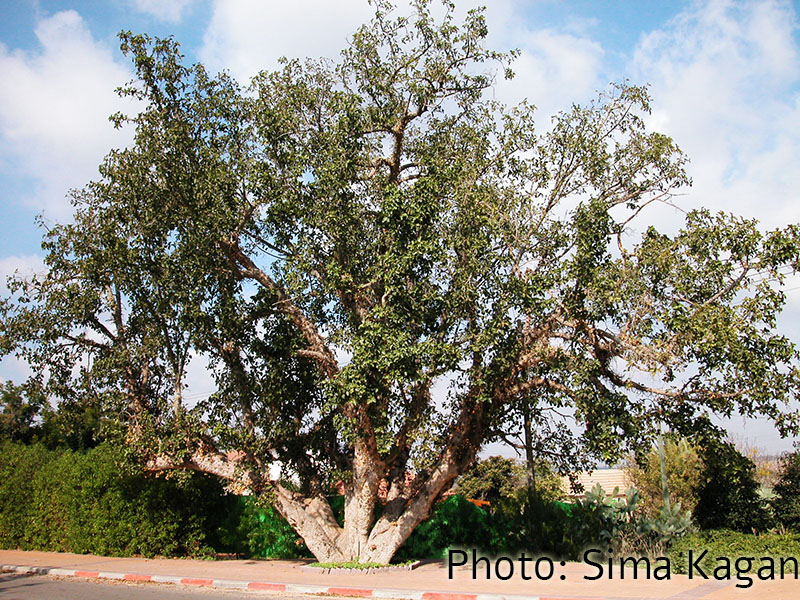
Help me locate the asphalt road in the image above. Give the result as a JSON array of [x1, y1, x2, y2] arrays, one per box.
[[0, 572, 368, 600]]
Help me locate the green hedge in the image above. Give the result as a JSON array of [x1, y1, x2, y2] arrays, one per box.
[[0, 441, 235, 557], [230, 497, 312, 559], [395, 495, 511, 560], [667, 530, 800, 574]]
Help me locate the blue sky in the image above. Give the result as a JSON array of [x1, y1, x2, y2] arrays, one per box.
[[1, 0, 799, 453]]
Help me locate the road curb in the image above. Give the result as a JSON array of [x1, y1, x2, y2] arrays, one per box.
[[1, 562, 600, 600]]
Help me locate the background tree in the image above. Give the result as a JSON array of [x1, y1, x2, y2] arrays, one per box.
[[693, 433, 773, 532], [0, 381, 45, 444], [455, 456, 526, 507], [454, 455, 563, 511], [771, 451, 800, 531], [2, 0, 800, 563], [627, 436, 705, 518]]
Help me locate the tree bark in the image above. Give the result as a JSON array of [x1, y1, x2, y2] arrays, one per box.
[[270, 486, 347, 563], [360, 447, 465, 564], [342, 439, 383, 560]]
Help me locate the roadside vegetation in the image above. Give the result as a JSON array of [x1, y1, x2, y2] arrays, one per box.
[[2, 0, 800, 565], [1, 0, 799, 568], [2, 393, 798, 564]]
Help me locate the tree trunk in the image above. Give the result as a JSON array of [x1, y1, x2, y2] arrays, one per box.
[[523, 401, 536, 496], [359, 448, 466, 564], [267, 449, 464, 564], [342, 440, 383, 560], [146, 431, 473, 564], [270, 486, 348, 563]]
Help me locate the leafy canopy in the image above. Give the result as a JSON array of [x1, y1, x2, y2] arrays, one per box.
[[2, 0, 800, 563]]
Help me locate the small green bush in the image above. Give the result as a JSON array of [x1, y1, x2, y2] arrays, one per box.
[[771, 452, 800, 531], [667, 530, 800, 574], [506, 494, 578, 557], [234, 497, 311, 559], [693, 439, 772, 532], [627, 437, 705, 518]]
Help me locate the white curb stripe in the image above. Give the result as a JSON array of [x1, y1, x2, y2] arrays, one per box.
[[211, 579, 249, 589], [97, 571, 125, 580], [373, 589, 425, 599], [285, 583, 333, 594], [151, 574, 184, 584]]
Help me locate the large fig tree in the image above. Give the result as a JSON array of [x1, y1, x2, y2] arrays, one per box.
[[2, 1, 799, 562]]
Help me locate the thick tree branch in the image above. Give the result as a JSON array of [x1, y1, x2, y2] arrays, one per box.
[[219, 239, 339, 378]]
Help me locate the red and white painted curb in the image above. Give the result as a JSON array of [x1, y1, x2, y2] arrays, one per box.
[[0, 563, 598, 600]]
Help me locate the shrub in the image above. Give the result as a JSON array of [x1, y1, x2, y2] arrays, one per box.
[[0, 441, 235, 557], [667, 530, 800, 574], [507, 493, 580, 558], [693, 439, 772, 532], [234, 496, 311, 559], [627, 437, 705, 518], [395, 495, 511, 560], [771, 452, 800, 531]]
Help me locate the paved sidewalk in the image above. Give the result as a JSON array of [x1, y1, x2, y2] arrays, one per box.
[[0, 550, 797, 600]]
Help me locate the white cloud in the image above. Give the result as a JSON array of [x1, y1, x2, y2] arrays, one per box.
[[0, 10, 136, 219], [200, 0, 370, 83], [200, 0, 603, 131], [130, 0, 198, 23], [0, 254, 45, 294], [630, 0, 800, 230], [492, 28, 605, 121]]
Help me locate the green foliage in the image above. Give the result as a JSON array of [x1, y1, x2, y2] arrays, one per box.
[[627, 437, 705, 517], [0, 380, 111, 451], [37, 397, 111, 451], [0, 441, 234, 557], [455, 456, 526, 507], [694, 437, 773, 532], [2, 0, 800, 563], [395, 495, 511, 559], [667, 530, 800, 574], [234, 497, 312, 559], [456, 457, 566, 519], [527, 465, 569, 505], [771, 452, 800, 531], [0, 442, 52, 547], [0, 381, 46, 444], [508, 494, 583, 558], [508, 484, 692, 560]]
